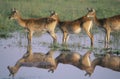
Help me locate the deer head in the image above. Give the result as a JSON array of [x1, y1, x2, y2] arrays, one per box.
[[9, 8, 20, 20], [49, 10, 59, 21], [86, 8, 96, 18]]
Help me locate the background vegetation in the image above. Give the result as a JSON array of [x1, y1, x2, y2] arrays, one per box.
[[0, 0, 120, 38]]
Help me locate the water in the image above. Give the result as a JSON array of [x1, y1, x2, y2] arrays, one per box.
[[0, 31, 120, 79]]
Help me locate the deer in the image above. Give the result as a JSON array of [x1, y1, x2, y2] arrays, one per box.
[[85, 52, 120, 76], [55, 9, 94, 47], [9, 8, 58, 45], [86, 8, 120, 48], [7, 45, 57, 77], [55, 50, 92, 76]]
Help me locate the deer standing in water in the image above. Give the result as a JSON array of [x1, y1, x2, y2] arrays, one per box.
[[9, 8, 58, 45], [55, 9, 94, 47], [55, 50, 92, 76], [86, 8, 120, 48], [85, 52, 120, 76], [7, 45, 57, 77]]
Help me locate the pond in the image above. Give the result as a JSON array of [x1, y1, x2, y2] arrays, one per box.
[[0, 31, 120, 79]]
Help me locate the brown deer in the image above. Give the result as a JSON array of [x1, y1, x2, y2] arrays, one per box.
[[56, 9, 94, 47], [85, 52, 120, 76], [7, 45, 57, 77], [86, 8, 120, 48], [9, 8, 58, 45], [55, 50, 92, 76]]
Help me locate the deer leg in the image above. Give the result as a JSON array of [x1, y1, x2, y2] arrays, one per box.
[[105, 30, 110, 48], [66, 34, 69, 44], [24, 44, 33, 57], [62, 32, 69, 45], [84, 28, 94, 47], [48, 31, 57, 44], [27, 31, 33, 45]]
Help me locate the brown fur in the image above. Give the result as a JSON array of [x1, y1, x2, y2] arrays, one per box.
[[55, 50, 92, 76], [7, 45, 57, 77], [9, 8, 58, 45], [85, 53, 120, 76], [87, 8, 120, 48], [56, 10, 94, 47]]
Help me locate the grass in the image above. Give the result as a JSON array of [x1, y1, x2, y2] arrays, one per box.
[[0, 0, 120, 38]]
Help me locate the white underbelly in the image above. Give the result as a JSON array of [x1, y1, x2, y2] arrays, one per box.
[[73, 28, 81, 34]]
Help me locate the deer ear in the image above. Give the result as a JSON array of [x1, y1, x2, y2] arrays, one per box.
[[50, 10, 58, 16], [53, 11, 58, 15], [50, 10, 55, 14], [11, 8, 16, 11], [87, 8, 95, 12], [87, 8, 92, 11], [92, 8, 95, 12], [52, 10, 55, 14]]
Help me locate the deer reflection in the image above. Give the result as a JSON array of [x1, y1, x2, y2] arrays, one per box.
[[85, 52, 120, 76], [55, 50, 92, 76], [7, 45, 57, 77]]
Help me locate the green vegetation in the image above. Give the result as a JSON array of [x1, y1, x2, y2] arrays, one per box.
[[0, 0, 120, 38]]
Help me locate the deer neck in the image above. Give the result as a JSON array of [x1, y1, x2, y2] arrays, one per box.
[[16, 16, 26, 28], [14, 63, 21, 71], [55, 59, 59, 68], [56, 15, 60, 22], [53, 14, 59, 20], [92, 57, 102, 69], [94, 15, 103, 27]]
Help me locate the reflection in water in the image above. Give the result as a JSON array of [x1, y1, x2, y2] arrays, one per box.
[[86, 52, 120, 76], [6, 47, 120, 78], [0, 32, 120, 79], [7, 45, 57, 77], [56, 50, 92, 76]]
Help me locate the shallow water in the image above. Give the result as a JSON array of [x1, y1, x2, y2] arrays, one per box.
[[0, 31, 120, 79]]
